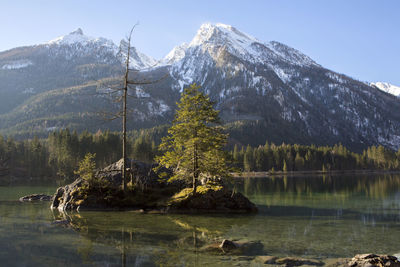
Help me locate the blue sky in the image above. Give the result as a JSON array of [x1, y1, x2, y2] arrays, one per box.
[[1, 0, 399, 84]]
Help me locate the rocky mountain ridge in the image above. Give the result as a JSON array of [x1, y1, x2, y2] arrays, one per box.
[[0, 23, 399, 151]]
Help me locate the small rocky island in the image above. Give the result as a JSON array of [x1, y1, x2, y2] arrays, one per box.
[[50, 158, 257, 213]]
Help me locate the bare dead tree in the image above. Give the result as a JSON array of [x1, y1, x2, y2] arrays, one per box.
[[97, 25, 166, 192]]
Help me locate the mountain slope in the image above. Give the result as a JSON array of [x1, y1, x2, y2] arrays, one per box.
[[0, 24, 400, 151], [0, 29, 154, 114]]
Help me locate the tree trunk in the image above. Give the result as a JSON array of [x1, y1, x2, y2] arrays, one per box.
[[121, 36, 131, 193], [193, 142, 198, 194]]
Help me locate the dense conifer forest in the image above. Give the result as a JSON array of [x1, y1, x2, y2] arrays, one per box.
[[0, 128, 399, 181]]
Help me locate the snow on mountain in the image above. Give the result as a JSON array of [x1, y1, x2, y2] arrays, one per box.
[[44, 28, 155, 69], [1, 60, 33, 70], [162, 43, 188, 65], [163, 23, 318, 68], [47, 28, 115, 48], [188, 23, 259, 58], [371, 82, 400, 97], [162, 22, 320, 93]]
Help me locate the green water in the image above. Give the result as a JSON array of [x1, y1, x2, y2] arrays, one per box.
[[0, 175, 399, 266]]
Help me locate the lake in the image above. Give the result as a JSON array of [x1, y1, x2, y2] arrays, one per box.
[[0, 174, 399, 266]]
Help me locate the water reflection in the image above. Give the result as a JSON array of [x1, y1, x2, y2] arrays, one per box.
[[51, 209, 257, 266], [1, 175, 400, 265], [236, 174, 400, 199]]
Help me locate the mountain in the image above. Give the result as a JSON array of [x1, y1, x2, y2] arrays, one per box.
[[160, 23, 400, 150], [1, 24, 400, 151], [0, 29, 154, 114], [370, 82, 400, 97]]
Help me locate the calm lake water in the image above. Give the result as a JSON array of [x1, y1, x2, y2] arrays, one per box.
[[1, 174, 399, 266]]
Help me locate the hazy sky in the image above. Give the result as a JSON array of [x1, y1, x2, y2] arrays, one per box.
[[1, 0, 399, 85]]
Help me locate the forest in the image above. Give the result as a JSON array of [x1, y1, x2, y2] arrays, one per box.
[[0, 128, 399, 181]]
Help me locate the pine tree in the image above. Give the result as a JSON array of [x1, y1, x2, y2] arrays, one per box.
[[74, 153, 97, 183], [243, 145, 254, 172], [156, 83, 230, 193]]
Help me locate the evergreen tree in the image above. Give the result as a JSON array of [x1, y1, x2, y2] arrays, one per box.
[[283, 160, 287, 172], [74, 153, 97, 182], [156, 83, 230, 193], [243, 145, 254, 171]]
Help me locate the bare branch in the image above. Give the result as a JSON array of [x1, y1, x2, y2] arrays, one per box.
[[94, 110, 124, 122], [127, 73, 169, 85]]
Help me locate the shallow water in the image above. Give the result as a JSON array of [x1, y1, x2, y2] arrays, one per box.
[[0, 174, 399, 266]]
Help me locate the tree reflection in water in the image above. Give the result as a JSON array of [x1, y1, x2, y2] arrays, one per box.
[[48, 174, 400, 264], [51, 209, 256, 266]]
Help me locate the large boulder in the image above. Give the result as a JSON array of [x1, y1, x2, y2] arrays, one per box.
[[167, 185, 258, 213], [50, 159, 257, 214], [95, 158, 175, 189], [51, 159, 182, 211], [51, 177, 85, 211]]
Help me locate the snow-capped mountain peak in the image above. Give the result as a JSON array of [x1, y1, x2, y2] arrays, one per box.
[[189, 23, 258, 48], [46, 28, 115, 48], [41, 28, 156, 69], [371, 82, 400, 97], [163, 23, 318, 69]]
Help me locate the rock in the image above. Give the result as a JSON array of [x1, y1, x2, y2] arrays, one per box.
[[275, 257, 324, 266], [348, 254, 400, 267], [50, 159, 177, 211], [220, 239, 239, 250], [51, 177, 84, 211], [51, 220, 69, 225], [97, 158, 177, 189], [200, 239, 263, 256], [253, 255, 278, 264], [19, 194, 53, 202], [50, 159, 257, 213], [167, 185, 258, 213]]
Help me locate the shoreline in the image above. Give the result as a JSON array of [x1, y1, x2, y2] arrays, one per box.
[[233, 169, 400, 178]]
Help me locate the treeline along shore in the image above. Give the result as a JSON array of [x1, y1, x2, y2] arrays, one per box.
[[0, 128, 399, 181]]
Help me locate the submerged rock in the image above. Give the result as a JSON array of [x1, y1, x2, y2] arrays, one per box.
[[275, 257, 324, 266], [201, 239, 264, 255], [253, 255, 278, 264], [348, 254, 400, 267], [19, 194, 53, 202]]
